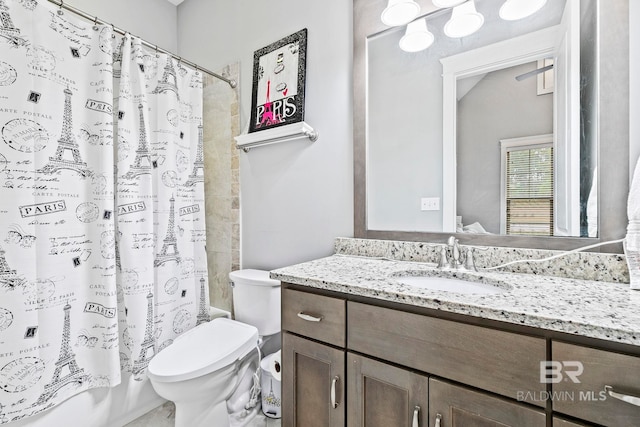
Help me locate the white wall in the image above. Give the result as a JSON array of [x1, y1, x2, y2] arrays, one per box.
[[64, 0, 178, 51], [177, 0, 354, 269]]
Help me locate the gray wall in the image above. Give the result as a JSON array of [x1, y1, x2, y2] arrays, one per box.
[[456, 63, 553, 234], [64, 0, 178, 51], [177, 0, 354, 270]]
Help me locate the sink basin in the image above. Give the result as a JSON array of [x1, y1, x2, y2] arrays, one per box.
[[395, 274, 509, 295]]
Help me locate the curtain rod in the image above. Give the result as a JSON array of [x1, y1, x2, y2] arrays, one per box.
[[46, 0, 237, 88]]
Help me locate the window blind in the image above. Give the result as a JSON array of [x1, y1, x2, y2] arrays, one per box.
[[505, 146, 553, 236]]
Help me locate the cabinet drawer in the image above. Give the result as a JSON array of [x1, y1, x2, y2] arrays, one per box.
[[430, 378, 546, 427], [282, 288, 346, 347], [348, 301, 546, 406], [552, 341, 640, 426]]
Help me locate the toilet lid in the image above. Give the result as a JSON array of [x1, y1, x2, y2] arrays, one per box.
[[148, 318, 259, 383]]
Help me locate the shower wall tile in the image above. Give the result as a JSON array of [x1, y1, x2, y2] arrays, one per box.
[[211, 221, 232, 253], [203, 63, 240, 313]]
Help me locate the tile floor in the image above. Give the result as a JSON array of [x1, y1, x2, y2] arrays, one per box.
[[124, 401, 281, 427]]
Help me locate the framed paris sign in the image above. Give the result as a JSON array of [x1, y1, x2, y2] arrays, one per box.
[[249, 28, 307, 133]]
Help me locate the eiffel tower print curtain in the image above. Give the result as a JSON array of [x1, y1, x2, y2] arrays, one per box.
[[0, 0, 119, 422], [114, 36, 208, 380], [0, 1, 209, 422]]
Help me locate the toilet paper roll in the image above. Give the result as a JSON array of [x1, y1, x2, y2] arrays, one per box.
[[269, 350, 282, 382]]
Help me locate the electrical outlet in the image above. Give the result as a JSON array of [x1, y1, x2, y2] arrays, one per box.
[[421, 197, 440, 211]]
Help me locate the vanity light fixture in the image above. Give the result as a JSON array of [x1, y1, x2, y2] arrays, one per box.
[[443, 0, 484, 38], [381, 0, 421, 26], [389, 0, 546, 53], [499, 0, 547, 21], [399, 18, 435, 52]]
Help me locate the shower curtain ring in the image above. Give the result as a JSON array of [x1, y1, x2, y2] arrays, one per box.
[[92, 16, 99, 31], [155, 45, 159, 58], [57, 1, 64, 15]]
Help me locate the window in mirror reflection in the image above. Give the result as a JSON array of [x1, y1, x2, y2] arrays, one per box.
[[503, 140, 553, 236], [457, 63, 553, 236]]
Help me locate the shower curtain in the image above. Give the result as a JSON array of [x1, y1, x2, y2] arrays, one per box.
[[0, 0, 208, 422], [114, 36, 208, 380]]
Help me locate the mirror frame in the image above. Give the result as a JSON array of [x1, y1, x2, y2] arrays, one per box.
[[354, 0, 629, 252]]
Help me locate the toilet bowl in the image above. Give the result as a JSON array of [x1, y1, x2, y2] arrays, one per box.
[[147, 269, 281, 427], [148, 318, 259, 427]]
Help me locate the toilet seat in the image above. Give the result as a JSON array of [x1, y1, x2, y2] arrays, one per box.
[[148, 318, 259, 383]]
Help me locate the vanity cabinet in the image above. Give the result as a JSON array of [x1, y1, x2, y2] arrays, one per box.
[[281, 285, 640, 427], [282, 287, 545, 426]]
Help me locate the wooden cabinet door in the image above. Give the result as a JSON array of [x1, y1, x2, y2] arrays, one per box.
[[347, 353, 428, 427], [282, 332, 345, 427], [429, 378, 546, 427]]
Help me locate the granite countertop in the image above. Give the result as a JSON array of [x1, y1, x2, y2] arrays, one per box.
[[270, 254, 640, 346]]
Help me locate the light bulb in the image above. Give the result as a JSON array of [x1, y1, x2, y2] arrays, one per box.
[[381, 0, 421, 26], [499, 0, 547, 21], [399, 18, 435, 52], [444, 0, 484, 38]]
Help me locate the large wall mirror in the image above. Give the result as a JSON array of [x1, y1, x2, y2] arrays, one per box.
[[354, 0, 629, 251]]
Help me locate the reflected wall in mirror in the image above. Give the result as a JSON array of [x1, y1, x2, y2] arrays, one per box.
[[456, 63, 554, 236], [355, 0, 629, 250], [449, 0, 598, 239]]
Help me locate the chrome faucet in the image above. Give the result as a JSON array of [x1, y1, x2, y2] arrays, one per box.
[[437, 236, 477, 271]]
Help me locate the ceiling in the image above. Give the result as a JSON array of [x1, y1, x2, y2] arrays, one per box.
[[166, 0, 184, 5]]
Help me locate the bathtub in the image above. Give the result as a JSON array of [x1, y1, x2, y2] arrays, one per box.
[[6, 307, 231, 426], [6, 375, 165, 427]]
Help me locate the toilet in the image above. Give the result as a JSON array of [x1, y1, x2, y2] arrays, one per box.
[[147, 269, 281, 427]]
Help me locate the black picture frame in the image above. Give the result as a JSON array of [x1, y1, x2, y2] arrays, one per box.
[[249, 29, 307, 133]]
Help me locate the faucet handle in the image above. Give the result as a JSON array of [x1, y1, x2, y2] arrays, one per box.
[[437, 246, 451, 269], [464, 247, 477, 271]]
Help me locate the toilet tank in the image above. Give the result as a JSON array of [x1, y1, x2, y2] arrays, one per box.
[[229, 269, 281, 336]]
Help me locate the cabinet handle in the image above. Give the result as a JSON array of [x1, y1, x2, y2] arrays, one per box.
[[331, 376, 339, 408], [297, 311, 323, 322], [412, 405, 420, 427], [434, 413, 442, 427], [605, 385, 640, 407]]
